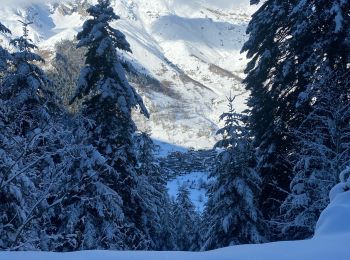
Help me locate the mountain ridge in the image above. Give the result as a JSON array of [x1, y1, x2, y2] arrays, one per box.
[[0, 0, 256, 149]]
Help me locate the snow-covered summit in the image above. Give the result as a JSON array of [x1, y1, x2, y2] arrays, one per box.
[[0, 0, 256, 149]]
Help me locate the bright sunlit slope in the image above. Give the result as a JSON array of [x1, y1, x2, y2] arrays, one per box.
[[1, 189, 349, 260], [0, 0, 258, 149]]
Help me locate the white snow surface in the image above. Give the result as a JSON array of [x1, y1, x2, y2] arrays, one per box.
[[315, 186, 350, 237], [1, 190, 349, 259], [167, 171, 209, 212], [0, 0, 256, 149], [0, 233, 348, 260]]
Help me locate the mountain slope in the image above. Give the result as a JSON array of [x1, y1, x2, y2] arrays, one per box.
[[0, 0, 257, 148]]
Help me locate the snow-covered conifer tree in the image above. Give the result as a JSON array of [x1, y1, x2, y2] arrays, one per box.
[[0, 20, 64, 250], [69, 0, 151, 250], [38, 121, 127, 251], [241, 1, 295, 231], [157, 199, 177, 250], [133, 132, 173, 250], [201, 96, 264, 250], [173, 185, 200, 251], [281, 70, 350, 239], [266, 0, 350, 240], [243, 0, 350, 240]]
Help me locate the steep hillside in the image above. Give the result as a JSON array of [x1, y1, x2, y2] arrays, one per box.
[[0, 0, 257, 148]]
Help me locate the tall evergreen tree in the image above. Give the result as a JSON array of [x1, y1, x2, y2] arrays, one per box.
[[201, 96, 264, 250], [133, 132, 173, 250], [173, 185, 200, 251], [281, 71, 350, 239], [278, 0, 350, 239], [70, 0, 151, 250], [0, 21, 64, 250], [38, 121, 128, 251], [157, 199, 177, 251], [242, 0, 350, 239], [241, 1, 296, 237], [0, 20, 125, 251]]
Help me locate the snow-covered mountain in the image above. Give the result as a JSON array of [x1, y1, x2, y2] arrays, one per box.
[[0, 0, 257, 149]]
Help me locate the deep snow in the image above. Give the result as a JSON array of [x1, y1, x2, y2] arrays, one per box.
[[0, 227, 348, 260]]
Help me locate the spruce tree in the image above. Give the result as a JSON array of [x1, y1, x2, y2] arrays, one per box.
[[173, 185, 200, 251], [70, 0, 151, 250], [242, 0, 350, 239], [158, 199, 177, 250], [1, 20, 60, 135], [280, 0, 350, 239], [133, 132, 172, 250], [0, 21, 122, 251], [201, 96, 264, 250], [281, 71, 350, 239], [241, 1, 296, 237], [0, 21, 64, 250], [39, 128, 127, 251]]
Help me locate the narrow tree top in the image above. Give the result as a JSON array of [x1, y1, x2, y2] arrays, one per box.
[[71, 0, 149, 119]]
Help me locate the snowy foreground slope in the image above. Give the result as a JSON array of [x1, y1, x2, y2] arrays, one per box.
[[1, 190, 349, 260], [0, 236, 347, 260], [0, 0, 257, 149]]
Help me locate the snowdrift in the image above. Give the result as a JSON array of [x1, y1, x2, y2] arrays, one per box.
[[315, 182, 350, 237], [1, 190, 349, 260]]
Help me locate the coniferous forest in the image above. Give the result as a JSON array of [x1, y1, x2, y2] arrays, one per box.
[[0, 0, 350, 255]]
